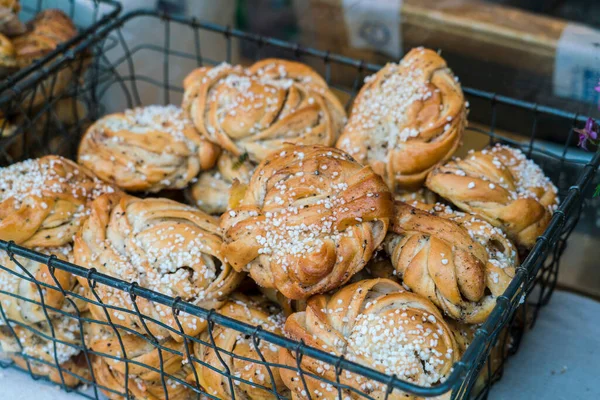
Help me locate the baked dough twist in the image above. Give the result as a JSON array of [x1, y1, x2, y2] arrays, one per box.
[[221, 145, 393, 299], [0, 0, 24, 36], [10, 352, 90, 387], [191, 295, 288, 399], [425, 144, 558, 248], [385, 202, 517, 323], [337, 47, 467, 192], [0, 312, 90, 387], [0, 156, 110, 365], [87, 322, 194, 400], [0, 245, 87, 325], [78, 105, 220, 193], [74, 193, 243, 341], [187, 151, 255, 215], [8, 10, 79, 110], [183, 59, 346, 162], [279, 278, 460, 399], [0, 155, 115, 247], [11, 9, 76, 67], [0, 156, 108, 386]]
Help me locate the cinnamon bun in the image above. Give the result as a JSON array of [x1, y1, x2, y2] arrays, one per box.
[[78, 105, 220, 193], [74, 193, 243, 341], [280, 278, 460, 399], [221, 145, 393, 299], [337, 47, 467, 192], [426, 145, 558, 248]]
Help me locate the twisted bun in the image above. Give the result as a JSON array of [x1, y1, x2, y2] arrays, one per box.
[[426, 145, 558, 248], [191, 295, 288, 399], [0, 155, 114, 246], [74, 193, 243, 341], [221, 145, 393, 299], [78, 105, 220, 193], [385, 202, 517, 323], [88, 322, 194, 400], [183, 59, 345, 163], [280, 278, 460, 399], [337, 47, 467, 192], [0, 313, 90, 387]]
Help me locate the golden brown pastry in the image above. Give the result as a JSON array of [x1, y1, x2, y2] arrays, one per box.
[[183, 59, 346, 162], [0, 156, 108, 352], [10, 352, 90, 387], [0, 32, 16, 77], [0, 0, 24, 36], [87, 322, 194, 400], [7, 9, 80, 111], [0, 155, 114, 246], [11, 9, 76, 67], [0, 156, 108, 388], [385, 202, 518, 323], [426, 144, 559, 249], [191, 295, 289, 399], [221, 144, 394, 299], [74, 193, 243, 341], [186, 151, 254, 215], [0, 314, 90, 387], [279, 278, 460, 399], [0, 245, 84, 325], [78, 105, 220, 193], [337, 47, 467, 192]]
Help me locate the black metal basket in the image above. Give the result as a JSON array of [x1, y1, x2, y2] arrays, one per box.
[[1, 9, 599, 399], [0, 0, 121, 161]]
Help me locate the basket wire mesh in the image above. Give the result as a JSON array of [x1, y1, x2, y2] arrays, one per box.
[[2, 0, 121, 84], [0, 9, 599, 400], [0, 0, 121, 162]]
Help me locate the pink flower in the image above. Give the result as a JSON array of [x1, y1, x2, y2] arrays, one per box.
[[576, 118, 598, 150], [595, 79, 600, 111]]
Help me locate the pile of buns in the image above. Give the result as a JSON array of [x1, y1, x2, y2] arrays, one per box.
[[1, 2, 80, 138], [0, 0, 77, 76], [0, 48, 559, 399]]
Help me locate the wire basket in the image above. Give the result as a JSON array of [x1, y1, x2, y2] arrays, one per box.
[[0, 0, 121, 161], [1, 9, 599, 400]]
